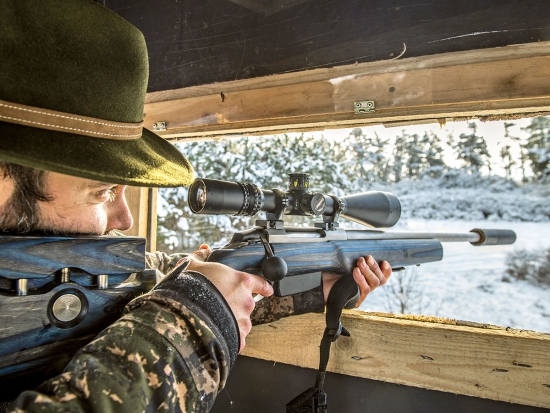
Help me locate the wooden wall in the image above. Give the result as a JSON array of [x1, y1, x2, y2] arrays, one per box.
[[123, 187, 157, 251], [103, 0, 550, 140], [240, 312, 550, 409], [107, 3, 550, 408], [142, 42, 550, 139], [107, 0, 550, 92]]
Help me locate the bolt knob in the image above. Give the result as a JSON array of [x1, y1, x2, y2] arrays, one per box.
[[262, 256, 288, 282]]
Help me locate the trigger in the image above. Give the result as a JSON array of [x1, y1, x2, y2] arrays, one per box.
[[253, 294, 265, 303]]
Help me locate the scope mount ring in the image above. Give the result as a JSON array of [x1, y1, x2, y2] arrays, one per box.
[[321, 194, 345, 230], [270, 188, 289, 221]]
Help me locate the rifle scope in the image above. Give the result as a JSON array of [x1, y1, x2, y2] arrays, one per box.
[[188, 174, 401, 228]]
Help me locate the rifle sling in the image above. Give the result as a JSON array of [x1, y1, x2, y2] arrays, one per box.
[[286, 276, 358, 413]]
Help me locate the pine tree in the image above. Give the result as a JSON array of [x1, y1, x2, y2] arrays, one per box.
[[521, 116, 550, 180], [499, 144, 516, 180], [405, 133, 423, 179], [346, 128, 390, 188], [391, 130, 407, 183], [421, 131, 446, 178], [504, 122, 528, 182], [451, 122, 491, 174], [370, 132, 390, 184]]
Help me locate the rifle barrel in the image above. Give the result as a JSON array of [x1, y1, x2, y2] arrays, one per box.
[[345, 228, 516, 246]]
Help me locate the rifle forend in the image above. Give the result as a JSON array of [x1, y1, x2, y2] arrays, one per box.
[[188, 173, 401, 229]]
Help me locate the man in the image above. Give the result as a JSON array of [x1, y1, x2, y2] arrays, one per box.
[[0, 0, 391, 411]]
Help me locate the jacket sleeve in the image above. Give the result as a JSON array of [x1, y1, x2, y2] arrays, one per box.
[[146, 251, 326, 326], [251, 285, 325, 325], [8, 264, 239, 413]]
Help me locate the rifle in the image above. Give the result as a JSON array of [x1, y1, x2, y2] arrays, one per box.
[[0, 174, 516, 401], [0, 235, 160, 398], [188, 173, 518, 411], [188, 173, 516, 297]]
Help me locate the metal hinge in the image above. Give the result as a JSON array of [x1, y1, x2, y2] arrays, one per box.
[[354, 101, 375, 114]]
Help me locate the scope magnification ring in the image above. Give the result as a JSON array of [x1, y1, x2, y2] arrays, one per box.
[[236, 182, 250, 216], [249, 184, 264, 216]]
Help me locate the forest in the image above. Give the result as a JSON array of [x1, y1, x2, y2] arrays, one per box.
[[156, 116, 550, 329], [157, 116, 550, 252]]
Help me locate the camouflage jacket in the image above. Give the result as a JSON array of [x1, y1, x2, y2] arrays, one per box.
[[8, 252, 324, 412]]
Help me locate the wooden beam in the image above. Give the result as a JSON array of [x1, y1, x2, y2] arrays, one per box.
[[143, 42, 550, 140], [242, 311, 550, 408], [123, 187, 158, 252]]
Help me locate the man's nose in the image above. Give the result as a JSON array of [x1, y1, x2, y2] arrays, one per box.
[[106, 186, 134, 231]]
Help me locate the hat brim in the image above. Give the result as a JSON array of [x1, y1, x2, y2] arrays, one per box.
[[0, 121, 194, 187]]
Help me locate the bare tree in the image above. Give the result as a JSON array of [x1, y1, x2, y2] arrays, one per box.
[[382, 267, 425, 314]]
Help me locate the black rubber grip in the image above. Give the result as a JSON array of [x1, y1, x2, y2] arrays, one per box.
[[470, 229, 517, 246]]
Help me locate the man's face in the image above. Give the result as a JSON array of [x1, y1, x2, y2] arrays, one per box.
[[1, 171, 133, 235]]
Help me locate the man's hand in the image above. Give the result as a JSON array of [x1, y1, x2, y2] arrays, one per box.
[[185, 246, 273, 352], [322, 255, 392, 307]]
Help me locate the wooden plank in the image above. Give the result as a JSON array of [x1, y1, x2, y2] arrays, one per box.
[[143, 42, 550, 139], [213, 357, 548, 413], [242, 311, 550, 408], [147, 188, 158, 253], [124, 187, 158, 252]]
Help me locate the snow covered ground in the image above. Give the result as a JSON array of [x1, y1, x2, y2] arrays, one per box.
[[359, 219, 550, 334]]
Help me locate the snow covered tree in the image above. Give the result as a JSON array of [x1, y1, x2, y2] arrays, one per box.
[[450, 122, 491, 174], [387, 130, 446, 181], [346, 128, 390, 188], [504, 122, 528, 182], [499, 144, 516, 180], [420, 131, 447, 178], [405, 132, 424, 179], [391, 130, 407, 183], [521, 116, 550, 180]]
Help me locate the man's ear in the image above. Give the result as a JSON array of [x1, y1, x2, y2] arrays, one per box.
[[0, 164, 7, 180], [0, 166, 15, 213]]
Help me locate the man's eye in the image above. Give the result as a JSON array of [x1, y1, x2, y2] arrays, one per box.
[[96, 187, 118, 201]]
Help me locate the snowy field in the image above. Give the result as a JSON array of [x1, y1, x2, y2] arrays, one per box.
[[359, 219, 550, 334]]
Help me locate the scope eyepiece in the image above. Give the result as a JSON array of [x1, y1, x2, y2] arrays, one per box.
[[189, 179, 207, 213]]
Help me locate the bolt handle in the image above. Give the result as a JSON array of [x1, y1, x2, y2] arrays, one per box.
[[262, 256, 288, 282]]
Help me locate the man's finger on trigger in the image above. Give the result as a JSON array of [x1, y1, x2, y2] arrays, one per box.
[[353, 267, 369, 305], [356, 256, 369, 273], [382, 261, 392, 277], [252, 274, 274, 296]]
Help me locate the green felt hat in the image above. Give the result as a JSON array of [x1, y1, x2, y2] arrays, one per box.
[[0, 0, 194, 187]]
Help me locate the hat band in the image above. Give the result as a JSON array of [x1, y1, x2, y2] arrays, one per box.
[[0, 99, 143, 140]]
